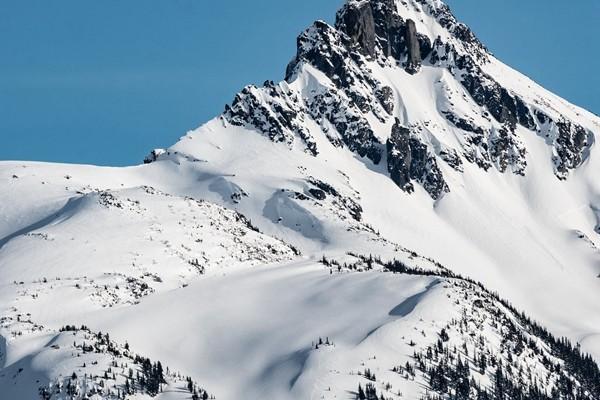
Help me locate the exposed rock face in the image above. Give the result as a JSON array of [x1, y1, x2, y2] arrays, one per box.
[[439, 148, 463, 172], [308, 89, 383, 165], [143, 148, 166, 164], [287, 21, 355, 89], [404, 19, 421, 74], [386, 123, 413, 192], [369, 0, 405, 59], [489, 125, 527, 174], [386, 119, 448, 200], [442, 111, 527, 174], [429, 38, 535, 134], [429, 35, 593, 178], [375, 85, 395, 115], [223, 82, 318, 156], [335, 1, 377, 58], [459, 70, 534, 131], [221, 0, 596, 199], [307, 177, 364, 222], [415, 0, 489, 62], [534, 111, 594, 178], [286, 21, 393, 121], [335, 0, 431, 69], [283, 19, 396, 165], [554, 119, 591, 177]]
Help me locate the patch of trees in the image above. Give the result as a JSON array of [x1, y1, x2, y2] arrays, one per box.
[[314, 336, 333, 349], [357, 382, 386, 400], [415, 342, 559, 400], [47, 325, 213, 399], [135, 356, 165, 395], [384, 258, 600, 398], [187, 376, 211, 400], [333, 254, 600, 399], [361, 368, 376, 382], [59, 324, 89, 332]]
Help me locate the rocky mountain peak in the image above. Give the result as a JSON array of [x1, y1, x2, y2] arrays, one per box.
[[223, 0, 596, 199], [336, 0, 488, 66], [335, 0, 432, 73]]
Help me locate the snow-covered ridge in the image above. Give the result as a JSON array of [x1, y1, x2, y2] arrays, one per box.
[[0, 182, 297, 290], [0, 319, 211, 400], [3, 252, 599, 399], [0, 166, 299, 398], [2, 0, 600, 398]]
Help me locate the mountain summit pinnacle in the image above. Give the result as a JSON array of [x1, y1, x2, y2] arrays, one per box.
[[234, 0, 595, 199]]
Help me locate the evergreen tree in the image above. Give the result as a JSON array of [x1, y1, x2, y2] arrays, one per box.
[[493, 362, 504, 400], [357, 383, 366, 400]]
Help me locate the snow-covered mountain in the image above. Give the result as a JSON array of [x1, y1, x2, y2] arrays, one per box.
[[1, 0, 600, 399]]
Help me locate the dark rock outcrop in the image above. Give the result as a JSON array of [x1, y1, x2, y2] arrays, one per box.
[[555, 119, 591, 176], [223, 82, 318, 156], [592, 206, 600, 235], [335, 1, 377, 58], [442, 111, 527, 174], [335, 1, 431, 70], [489, 125, 527, 174], [430, 38, 535, 133], [143, 149, 166, 164], [415, 0, 489, 62], [286, 21, 355, 87], [386, 120, 449, 200], [535, 111, 593, 178], [374, 86, 395, 115], [307, 177, 363, 221], [439, 148, 463, 172], [369, 0, 405, 59], [387, 123, 413, 193], [308, 89, 383, 164], [308, 188, 327, 201], [442, 111, 485, 136], [286, 20, 393, 121], [404, 19, 422, 74]]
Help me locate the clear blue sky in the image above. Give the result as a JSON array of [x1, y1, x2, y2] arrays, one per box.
[[1, 1, 598, 166]]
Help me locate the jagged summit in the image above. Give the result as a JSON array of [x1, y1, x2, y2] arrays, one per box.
[[335, 0, 488, 69], [221, 0, 596, 199]]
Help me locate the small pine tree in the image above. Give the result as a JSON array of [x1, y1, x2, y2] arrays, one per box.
[[439, 328, 450, 342], [358, 383, 366, 400]]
